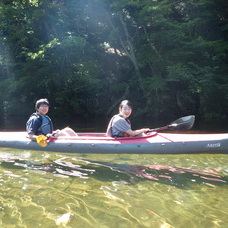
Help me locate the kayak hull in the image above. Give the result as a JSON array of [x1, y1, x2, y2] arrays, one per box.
[[0, 132, 227, 154]]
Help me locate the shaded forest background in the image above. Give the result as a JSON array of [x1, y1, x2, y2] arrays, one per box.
[[0, 0, 227, 131]]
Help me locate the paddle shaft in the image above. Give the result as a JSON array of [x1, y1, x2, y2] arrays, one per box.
[[148, 115, 195, 132], [149, 126, 169, 132]]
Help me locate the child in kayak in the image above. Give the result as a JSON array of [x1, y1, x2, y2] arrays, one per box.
[[106, 100, 149, 137], [26, 98, 78, 142]]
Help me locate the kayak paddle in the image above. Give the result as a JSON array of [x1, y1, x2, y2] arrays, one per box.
[[149, 115, 195, 132], [36, 135, 48, 147]]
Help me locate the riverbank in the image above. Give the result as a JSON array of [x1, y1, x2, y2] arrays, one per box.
[[0, 116, 227, 133]]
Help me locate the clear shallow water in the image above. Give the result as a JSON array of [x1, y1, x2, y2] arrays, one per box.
[[0, 149, 228, 228]]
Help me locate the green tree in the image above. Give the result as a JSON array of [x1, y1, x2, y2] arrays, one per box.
[[0, 0, 227, 130]]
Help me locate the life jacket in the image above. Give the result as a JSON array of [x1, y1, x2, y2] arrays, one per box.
[[109, 114, 131, 137], [31, 113, 53, 135]]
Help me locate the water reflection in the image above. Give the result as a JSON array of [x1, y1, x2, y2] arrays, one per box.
[[1, 157, 227, 189]]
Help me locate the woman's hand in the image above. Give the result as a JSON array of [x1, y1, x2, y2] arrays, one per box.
[[141, 128, 150, 133]]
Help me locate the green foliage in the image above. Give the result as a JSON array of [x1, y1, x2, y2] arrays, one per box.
[[0, 0, 227, 127]]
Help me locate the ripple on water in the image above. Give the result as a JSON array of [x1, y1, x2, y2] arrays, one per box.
[[0, 150, 228, 227]]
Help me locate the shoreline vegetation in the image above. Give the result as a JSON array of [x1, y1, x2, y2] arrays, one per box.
[[0, 116, 227, 133], [0, 0, 227, 128]]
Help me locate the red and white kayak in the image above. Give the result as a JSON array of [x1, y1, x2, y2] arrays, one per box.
[[0, 131, 227, 154]]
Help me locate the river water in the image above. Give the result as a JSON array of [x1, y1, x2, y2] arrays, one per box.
[[0, 117, 228, 227], [0, 149, 228, 228]]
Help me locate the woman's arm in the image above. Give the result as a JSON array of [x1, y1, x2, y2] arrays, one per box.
[[125, 128, 150, 137]]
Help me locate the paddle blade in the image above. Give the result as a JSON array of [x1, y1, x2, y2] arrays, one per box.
[[36, 135, 48, 147], [168, 115, 195, 131]]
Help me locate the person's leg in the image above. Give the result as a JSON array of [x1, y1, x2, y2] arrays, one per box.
[[60, 127, 78, 136]]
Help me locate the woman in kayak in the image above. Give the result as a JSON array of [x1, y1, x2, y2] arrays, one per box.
[[26, 98, 78, 141], [106, 100, 149, 137]]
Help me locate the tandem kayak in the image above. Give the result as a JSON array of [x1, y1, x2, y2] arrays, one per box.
[[0, 131, 227, 154]]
